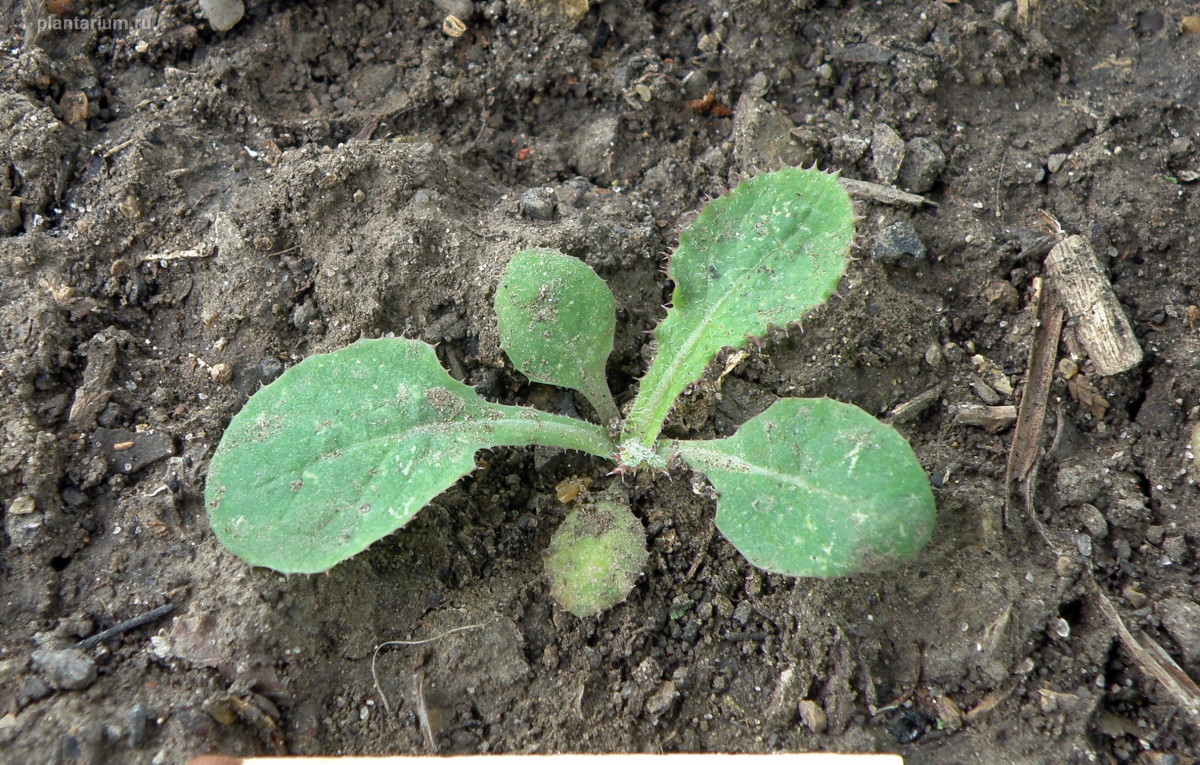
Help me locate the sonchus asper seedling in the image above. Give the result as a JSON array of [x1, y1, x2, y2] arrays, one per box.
[[206, 168, 936, 614]]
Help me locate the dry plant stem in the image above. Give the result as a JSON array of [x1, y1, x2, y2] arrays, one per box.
[[1094, 587, 1200, 725], [1002, 274, 1200, 725], [75, 603, 176, 650], [413, 673, 437, 754], [1004, 277, 1063, 531], [1044, 234, 1143, 376]]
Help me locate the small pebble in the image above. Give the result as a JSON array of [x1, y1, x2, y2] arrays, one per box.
[[292, 300, 319, 330], [644, 680, 679, 718], [798, 699, 828, 733], [1047, 153, 1069, 173], [923, 343, 944, 368], [731, 601, 753, 626], [198, 0, 244, 31], [1077, 503, 1108, 538], [983, 279, 1021, 312], [1162, 534, 1188, 563], [1076, 533, 1092, 557], [259, 357, 285, 385], [1049, 617, 1070, 640], [127, 704, 151, 748], [1122, 585, 1148, 609], [899, 137, 946, 193], [518, 187, 558, 221], [871, 220, 926, 264], [31, 648, 97, 691], [1157, 598, 1200, 665], [570, 117, 619, 181], [871, 124, 906, 185]]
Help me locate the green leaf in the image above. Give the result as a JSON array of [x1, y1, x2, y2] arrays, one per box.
[[545, 500, 648, 617], [672, 398, 935, 578], [206, 337, 614, 574], [621, 168, 854, 455], [496, 248, 619, 424]]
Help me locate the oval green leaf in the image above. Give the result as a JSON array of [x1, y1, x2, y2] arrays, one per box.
[[496, 248, 619, 424], [622, 168, 854, 453], [673, 398, 935, 578], [206, 337, 614, 573], [545, 500, 648, 617]]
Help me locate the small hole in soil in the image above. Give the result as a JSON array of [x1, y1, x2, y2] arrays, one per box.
[[50, 555, 73, 572], [1059, 597, 1085, 626]]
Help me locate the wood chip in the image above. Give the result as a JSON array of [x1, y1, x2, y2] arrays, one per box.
[[931, 692, 963, 732], [885, 383, 945, 424], [1044, 234, 1143, 376], [965, 684, 1015, 721], [1065, 375, 1108, 419], [838, 177, 935, 208], [953, 404, 1016, 433], [69, 334, 117, 428]]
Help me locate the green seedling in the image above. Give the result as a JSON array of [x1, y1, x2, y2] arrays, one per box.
[[206, 168, 936, 609]]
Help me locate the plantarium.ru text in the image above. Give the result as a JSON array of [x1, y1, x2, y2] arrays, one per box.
[[205, 167, 936, 615]]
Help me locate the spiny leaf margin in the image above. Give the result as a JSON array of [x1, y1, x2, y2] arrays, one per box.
[[621, 167, 854, 457]]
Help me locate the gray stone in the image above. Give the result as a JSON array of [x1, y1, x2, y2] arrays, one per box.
[[680, 70, 709, 101], [291, 299, 319, 330], [198, 0, 244, 31], [732, 601, 753, 626], [570, 117, 619, 182], [127, 704, 151, 748], [871, 221, 926, 264], [5, 495, 44, 551], [259, 357, 285, 385], [518, 186, 558, 221], [899, 137, 946, 193], [733, 95, 812, 170], [434, 0, 473, 20], [31, 647, 97, 691], [871, 124, 906, 185], [1158, 598, 1200, 666], [1076, 503, 1108, 538], [644, 680, 679, 719]]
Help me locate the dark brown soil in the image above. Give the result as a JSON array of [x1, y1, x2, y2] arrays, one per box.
[[4, 0, 1200, 762]]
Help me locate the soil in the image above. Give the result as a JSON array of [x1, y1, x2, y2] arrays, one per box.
[[3, 0, 1200, 761]]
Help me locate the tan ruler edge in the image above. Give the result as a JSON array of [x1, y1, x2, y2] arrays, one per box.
[[189, 755, 904, 765]]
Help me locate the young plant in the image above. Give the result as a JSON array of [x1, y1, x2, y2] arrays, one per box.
[[206, 168, 935, 602]]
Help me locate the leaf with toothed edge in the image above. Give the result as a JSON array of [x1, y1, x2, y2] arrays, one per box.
[[206, 338, 615, 574], [671, 398, 935, 578], [620, 167, 855, 459], [496, 248, 620, 425]]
